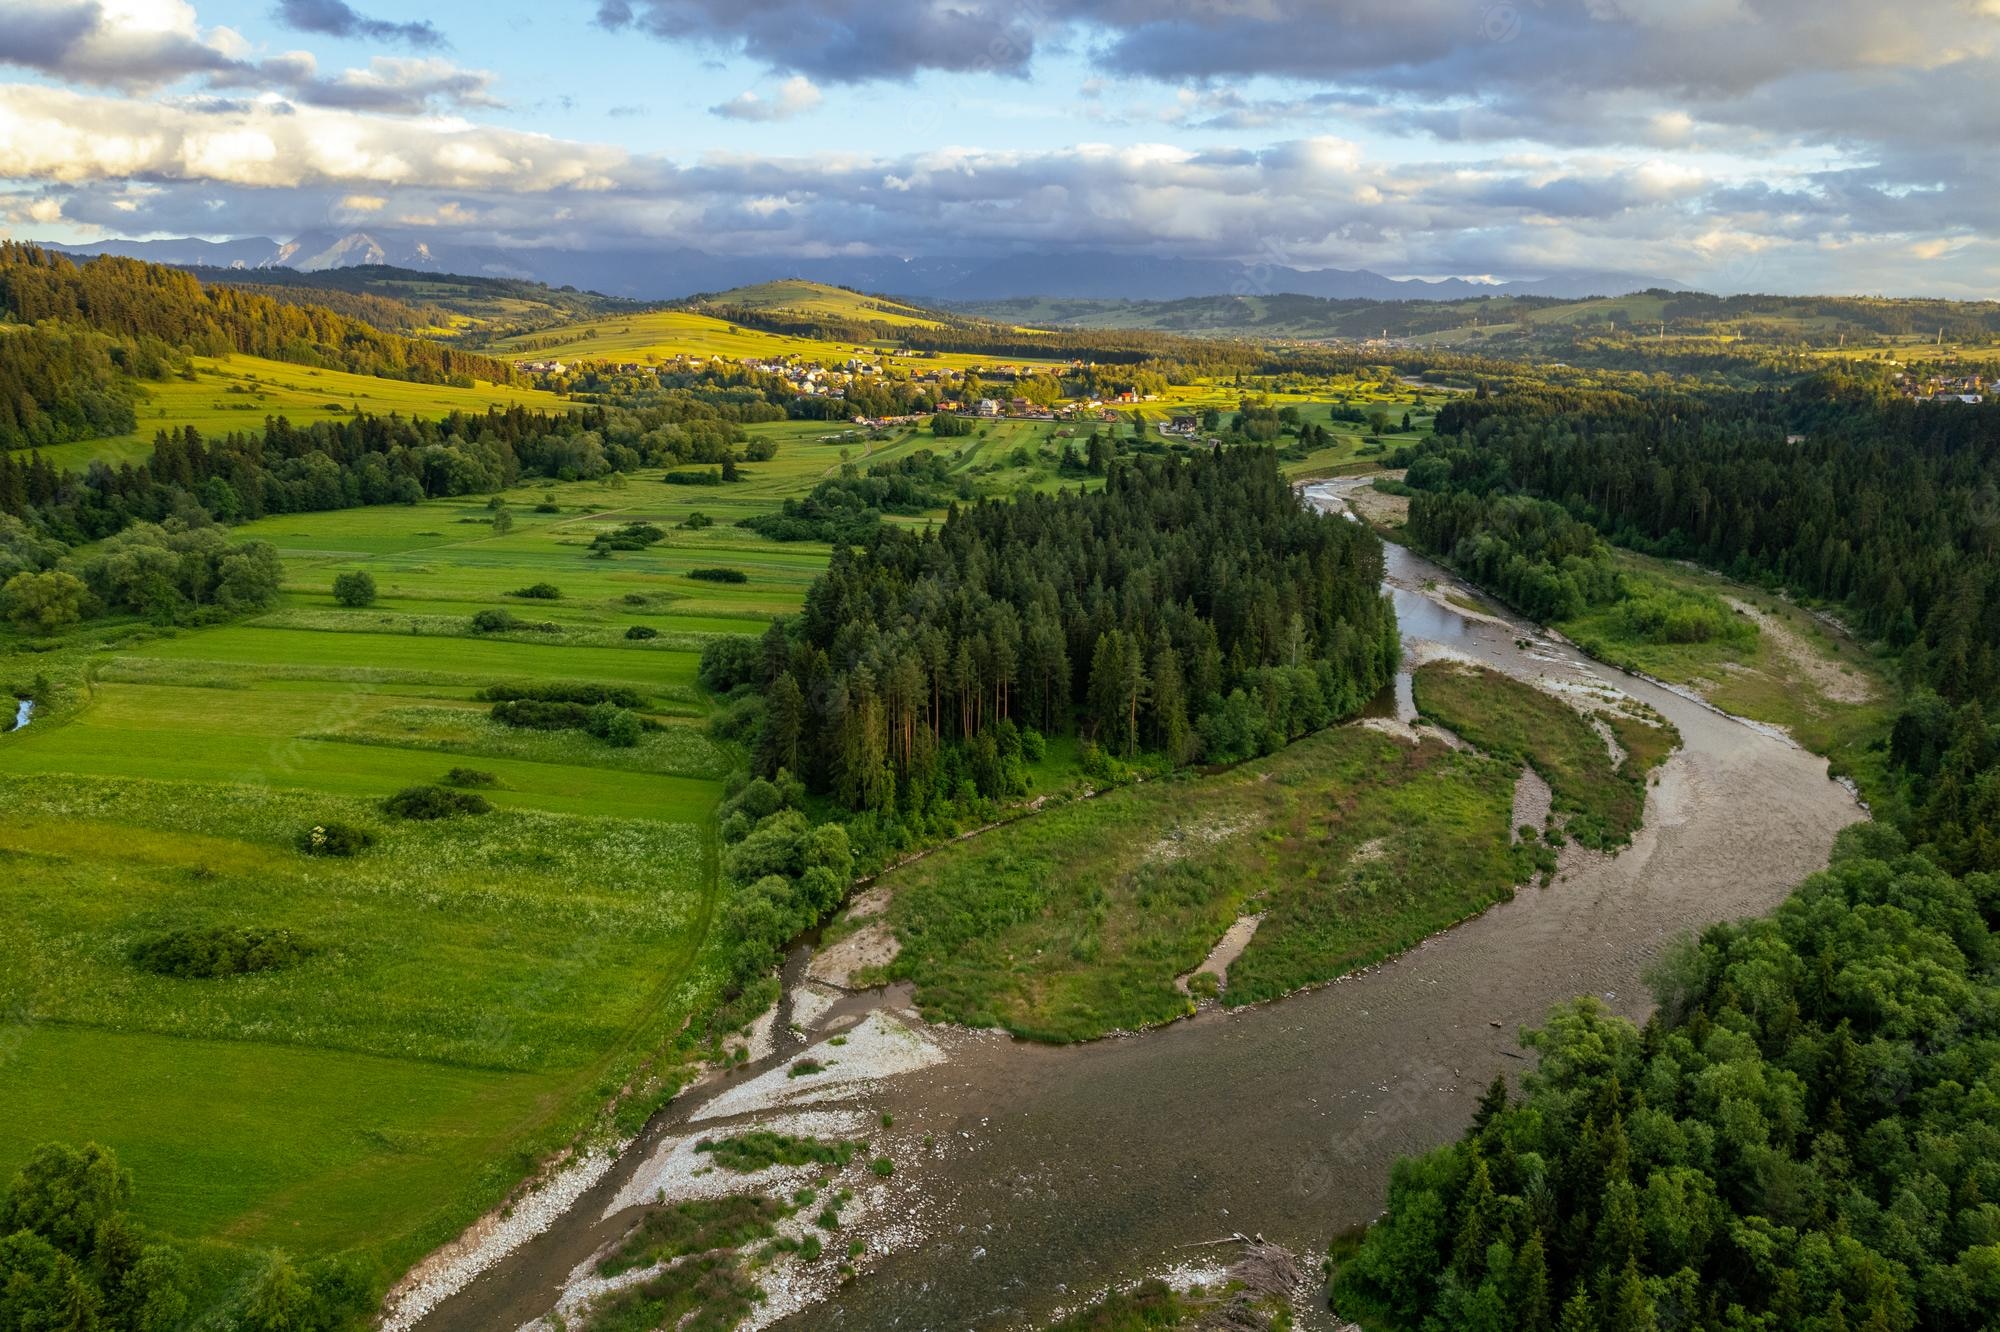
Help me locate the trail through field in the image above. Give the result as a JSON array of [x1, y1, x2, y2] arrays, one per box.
[[416, 477, 1864, 1332]]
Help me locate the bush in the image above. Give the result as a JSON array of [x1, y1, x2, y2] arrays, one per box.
[[471, 608, 521, 632], [591, 522, 666, 553], [297, 821, 375, 856], [491, 698, 592, 730], [382, 784, 491, 819], [687, 567, 748, 584], [443, 767, 498, 787], [477, 682, 648, 708], [679, 512, 714, 530], [131, 926, 313, 979], [694, 1133, 858, 1172], [586, 702, 644, 747], [331, 571, 377, 608], [664, 469, 724, 486], [625, 625, 659, 640], [509, 582, 562, 600]]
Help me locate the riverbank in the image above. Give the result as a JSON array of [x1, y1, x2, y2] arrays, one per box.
[[413, 478, 1865, 1332]]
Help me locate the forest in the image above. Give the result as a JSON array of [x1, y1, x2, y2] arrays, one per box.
[[712, 445, 1397, 810], [0, 244, 522, 457], [1398, 371, 2000, 871]]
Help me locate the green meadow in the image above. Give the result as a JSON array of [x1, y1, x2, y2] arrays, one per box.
[[26, 353, 566, 472], [0, 470, 842, 1298], [875, 720, 1543, 1043]]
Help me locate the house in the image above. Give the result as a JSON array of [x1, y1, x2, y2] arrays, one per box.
[[975, 399, 1003, 417]]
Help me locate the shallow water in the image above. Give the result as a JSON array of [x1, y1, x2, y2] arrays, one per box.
[[9, 699, 29, 731], [776, 481, 1861, 1329], [421, 480, 1864, 1331]]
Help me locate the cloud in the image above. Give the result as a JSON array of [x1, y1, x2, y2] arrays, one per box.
[[298, 57, 503, 113], [0, 1, 503, 114], [0, 83, 628, 191], [710, 75, 822, 121], [269, 0, 443, 50], [598, 0, 1040, 83], [3, 0, 246, 91], [592, 0, 2000, 158]]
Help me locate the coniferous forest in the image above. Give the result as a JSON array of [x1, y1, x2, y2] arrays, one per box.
[[715, 446, 1399, 815]]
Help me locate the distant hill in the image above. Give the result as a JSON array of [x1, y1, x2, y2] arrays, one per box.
[[39, 232, 1677, 304], [953, 289, 2000, 351], [180, 263, 648, 339]]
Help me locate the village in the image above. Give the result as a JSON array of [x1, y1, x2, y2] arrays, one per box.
[[513, 347, 1171, 429]]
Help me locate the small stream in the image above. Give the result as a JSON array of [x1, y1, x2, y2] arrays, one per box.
[[8, 698, 30, 732], [419, 478, 1866, 1332]]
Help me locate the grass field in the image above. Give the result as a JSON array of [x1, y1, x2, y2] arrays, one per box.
[[0, 473, 846, 1302], [873, 722, 1541, 1042], [489, 300, 1072, 376], [689, 279, 944, 328], [22, 353, 567, 471]]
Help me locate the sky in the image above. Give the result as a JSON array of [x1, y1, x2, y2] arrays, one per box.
[[2, 0, 1998, 295]]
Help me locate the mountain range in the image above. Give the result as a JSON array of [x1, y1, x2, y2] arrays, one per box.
[[38, 230, 1682, 305]]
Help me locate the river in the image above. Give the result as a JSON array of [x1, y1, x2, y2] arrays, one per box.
[[413, 478, 1864, 1332]]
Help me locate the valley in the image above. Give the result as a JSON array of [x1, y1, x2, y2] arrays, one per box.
[[0, 249, 1984, 1332]]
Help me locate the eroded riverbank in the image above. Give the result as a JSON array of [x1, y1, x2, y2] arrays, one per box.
[[415, 477, 1864, 1332]]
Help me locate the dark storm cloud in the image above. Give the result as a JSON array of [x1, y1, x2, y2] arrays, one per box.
[[596, 0, 1042, 82], [270, 0, 446, 51]]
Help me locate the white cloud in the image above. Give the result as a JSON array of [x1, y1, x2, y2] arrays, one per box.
[[710, 75, 823, 122]]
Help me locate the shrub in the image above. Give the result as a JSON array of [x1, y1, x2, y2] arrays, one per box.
[[331, 571, 377, 608], [868, 1157, 894, 1177], [443, 767, 498, 787], [382, 785, 491, 819], [491, 699, 592, 730], [664, 469, 723, 486], [471, 608, 521, 632], [131, 926, 313, 979], [297, 821, 375, 857], [591, 523, 667, 553], [687, 568, 748, 584], [695, 1133, 858, 1172], [509, 582, 562, 600], [478, 681, 648, 708], [621, 593, 650, 605], [679, 512, 714, 530], [586, 702, 644, 747], [625, 625, 659, 640]]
